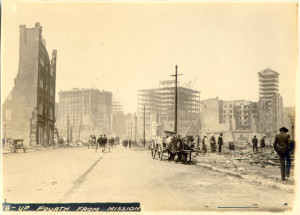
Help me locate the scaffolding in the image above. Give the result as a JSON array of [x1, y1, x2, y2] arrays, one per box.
[[138, 80, 200, 135]]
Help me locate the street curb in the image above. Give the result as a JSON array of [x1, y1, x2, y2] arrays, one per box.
[[197, 162, 294, 192]]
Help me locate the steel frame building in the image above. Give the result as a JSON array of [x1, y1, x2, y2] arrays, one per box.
[[138, 80, 200, 135]]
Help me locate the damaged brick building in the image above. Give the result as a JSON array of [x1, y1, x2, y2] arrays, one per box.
[[2, 23, 57, 147]]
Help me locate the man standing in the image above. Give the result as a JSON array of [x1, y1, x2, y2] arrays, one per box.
[[260, 135, 266, 151], [274, 127, 291, 181], [202, 134, 208, 155], [210, 134, 216, 152], [97, 135, 103, 151], [218, 133, 223, 153], [129, 139, 132, 149], [103, 134, 108, 152], [252, 135, 258, 153]]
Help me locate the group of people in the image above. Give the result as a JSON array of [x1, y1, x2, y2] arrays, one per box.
[[98, 134, 108, 152], [88, 134, 108, 152], [251, 135, 267, 152], [252, 127, 294, 181], [122, 139, 132, 149], [195, 133, 224, 154]]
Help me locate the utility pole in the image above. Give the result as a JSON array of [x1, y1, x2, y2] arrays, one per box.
[[67, 115, 70, 144], [171, 65, 183, 133], [143, 105, 146, 147], [78, 121, 81, 142], [135, 114, 137, 143], [130, 121, 132, 140]]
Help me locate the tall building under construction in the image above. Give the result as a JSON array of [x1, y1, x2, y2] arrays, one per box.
[[257, 68, 283, 133], [138, 80, 200, 136]]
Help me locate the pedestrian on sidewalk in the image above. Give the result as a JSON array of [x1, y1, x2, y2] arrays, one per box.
[[202, 134, 208, 155], [274, 127, 291, 181], [218, 133, 223, 153], [210, 134, 216, 152], [252, 135, 258, 153], [129, 139, 132, 149]]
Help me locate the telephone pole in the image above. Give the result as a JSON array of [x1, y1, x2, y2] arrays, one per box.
[[171, 65, 183, 133], [135, 114, 137, 142], [143, 105, 146, 147]]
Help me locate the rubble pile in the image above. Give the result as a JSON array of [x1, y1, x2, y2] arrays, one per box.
[[194, 141, 294, 182]]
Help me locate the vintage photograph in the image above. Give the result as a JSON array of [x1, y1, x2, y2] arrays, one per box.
[[1, 0, 298, 214]]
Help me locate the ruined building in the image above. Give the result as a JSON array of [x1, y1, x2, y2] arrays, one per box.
[[57, 88, 112, 140], [2, 23, 57, 146], [138, 80, 200, 137], [257, 68, 283, 134]]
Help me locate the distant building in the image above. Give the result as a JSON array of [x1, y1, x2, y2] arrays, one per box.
[[201, 97, 221, 131], [258, 68, 279, 103], [233, 100, 258, 131], [201, 98, 258, 141], [257, 68, 283, 134], [111, 101, 126, 136], [2, 23, 57, 146], [58, 88, 112, 139], [138, 80, 200, 136]]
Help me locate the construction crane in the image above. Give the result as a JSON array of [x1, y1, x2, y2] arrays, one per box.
[[191, 76, 199, 89], [113, 89, 119, 101]]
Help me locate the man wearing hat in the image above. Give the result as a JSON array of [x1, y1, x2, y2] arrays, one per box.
[[252, 135, 258, 153], [274, 127, 291, 181], [218, 133, 223, 153]]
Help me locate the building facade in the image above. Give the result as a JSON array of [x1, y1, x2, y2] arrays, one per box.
[[201, 98, 258, 141], [2, 23, 57, 147], [111, 101, 126, 137], [58, 89, 112, 140]]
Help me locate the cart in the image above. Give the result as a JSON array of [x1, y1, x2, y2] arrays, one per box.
[[9, 139, 27, 153]]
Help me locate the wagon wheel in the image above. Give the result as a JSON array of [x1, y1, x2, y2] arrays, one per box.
[[168, 151, 172, 162]]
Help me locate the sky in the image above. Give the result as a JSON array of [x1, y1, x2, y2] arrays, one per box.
[[1, 1, 298, 113]]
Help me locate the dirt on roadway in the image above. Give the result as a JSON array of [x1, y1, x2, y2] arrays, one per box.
[[2, 146, 295, 212]]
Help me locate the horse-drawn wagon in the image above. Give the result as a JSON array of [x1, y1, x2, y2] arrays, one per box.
[[8, 139, 27, 153], [151, 131, 199, 164]]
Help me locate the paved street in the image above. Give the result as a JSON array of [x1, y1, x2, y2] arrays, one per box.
[[2, 146, 295, 212]]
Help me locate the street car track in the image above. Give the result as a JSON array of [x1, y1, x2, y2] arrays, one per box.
[[58, 153, 106, 203]]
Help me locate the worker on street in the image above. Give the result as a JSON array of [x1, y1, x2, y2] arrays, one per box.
[[218, 133, 223, 153], [210, 134, 216, 152], [252, 135, 258, 153], [260, 135, 266, 151], [273, 127, 291, 181], [202, 134, 208, 155]]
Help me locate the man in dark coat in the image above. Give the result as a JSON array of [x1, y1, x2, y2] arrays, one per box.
[[218, 133, 223, 153], [210, 134, 216, 152], [97, 135, 103, 151], [103, 134, 108, 152], [274, 127, 291, 181], [252, 135, 258, 153], [129, 139, 132, 149], [260, 135, 266, 151]]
